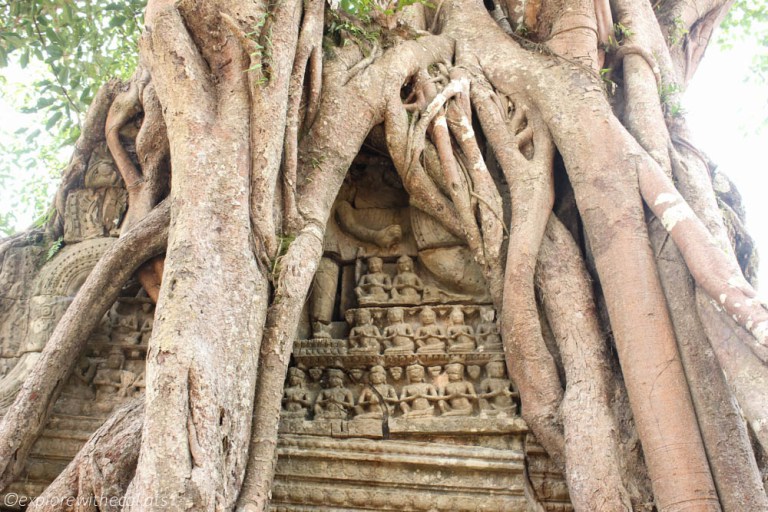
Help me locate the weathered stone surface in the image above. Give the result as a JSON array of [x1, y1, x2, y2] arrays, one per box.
[[0, 159, 573, 512]]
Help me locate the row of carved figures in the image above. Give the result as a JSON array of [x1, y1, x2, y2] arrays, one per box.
[[57, 347, 145, 415], [347, 306, 501, 355], [355, 255, 425, 305], [282, 362, 517, 420]]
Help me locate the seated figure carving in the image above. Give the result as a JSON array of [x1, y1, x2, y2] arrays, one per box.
[[314, 369, 355, 420], [348, 309, 382, 354], [399, 364, 440, 418], [415, 307, 446, 354], [282, 367, 313, 419], [355, 257, 391, 305], [390, 255, 423, 304], [382, 307, 415, 354], [476, 308, 502, 351], [355, 365, 399, 419], [93, 348, 136, 412], [478, 361, 517, 416], [439, 363, 477, 417], [446, 307, 476, 353]]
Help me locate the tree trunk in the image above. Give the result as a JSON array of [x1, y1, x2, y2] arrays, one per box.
[[0, 0, 765, 510]]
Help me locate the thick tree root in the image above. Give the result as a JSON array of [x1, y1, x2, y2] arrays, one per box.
[[124, 3, 268, 510], [283, 0, 325, 232], [27, 400, 143, 512], [237, 228, 323, 512], [537, 215, 633, 511], [614, 11, 768, 505]]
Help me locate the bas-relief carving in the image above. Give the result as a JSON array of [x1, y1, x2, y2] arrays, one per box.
[[268, 162, 576, 510], [1, 159, 574, 511], [63, 148, 126, 243], [284, 251, 519, 426], [0, 245, 43, 366], [63, 188, 127, 243]]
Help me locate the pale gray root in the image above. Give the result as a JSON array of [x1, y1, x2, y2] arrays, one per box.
[[430, 107, 486, 265], [236, 227, 324, 512], [237, 35, 454, 512], [670, 135, 768, 456], [384, 95, 466, 240], [243, 0, 304, 258], [471, 80, 565, 466], [0, 200, 169, 491], [537, 214, 633, 512], [445, 94, 505, 302], [615, 4, 767, 504], [27, 400, 144, 512], [124, 3, 268, 510], [282, 0, 325, 232]]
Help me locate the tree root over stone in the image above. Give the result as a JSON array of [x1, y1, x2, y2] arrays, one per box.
[[0, 0, 766, 510]]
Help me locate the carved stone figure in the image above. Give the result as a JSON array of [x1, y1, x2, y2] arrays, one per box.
[[389, 366, 404, 382], [427, 365, 443, 382], [390, 255, 423, 304], [348, 309, 382, 354], [382, 307, 415, 354], [355, 365, 398, 419], [63, 188, 126, 242], [399, 364, 439, 418], [446, 307, 476, 353], [314, 369, 355, 420], [24, 296, 72, 353], [478, 361, 517, 416], [355, 257, 391, 305], [439, 363, 476, 417], [67, 356, 96, 399], [282, 368, 313, 419], [308, 367, 323, 383], [110, 308, 140, 344], [93, 347, 136, 412], [415, 307, 446, 354], [84, 143, 122, 188], [476, 308, 502, 352], [310, 257, 340, 338], [130, 370, 146, 398]]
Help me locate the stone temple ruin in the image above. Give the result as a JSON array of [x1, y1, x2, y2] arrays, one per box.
[[0, 145, 571, 511]]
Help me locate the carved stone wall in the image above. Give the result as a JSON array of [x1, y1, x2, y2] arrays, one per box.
[[0, 158, 572, 511]]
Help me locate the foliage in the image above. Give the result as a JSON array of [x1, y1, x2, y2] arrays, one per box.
[[719, 0, 768, 83], [45, 235, 63, 261], [0, 0, 145, 235], [659, 81, 685, 117]]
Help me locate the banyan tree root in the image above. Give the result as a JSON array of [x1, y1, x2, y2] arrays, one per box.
[[536, 214, 633, 511], [238, 34, 454, 512], [470, 80, 566, 465], [0, 201, 169, 489], [613, 2, 768, 503], [282, 0, 325, 232], [27, 400, 144, 512], [637, 155, 768, 362], [2, 0, 766, 511]]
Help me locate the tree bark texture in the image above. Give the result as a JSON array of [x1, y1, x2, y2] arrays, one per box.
[[0, 0, 765, 510]]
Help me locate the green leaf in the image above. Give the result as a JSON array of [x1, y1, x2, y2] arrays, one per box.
[[45, 111, 62, 130]]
